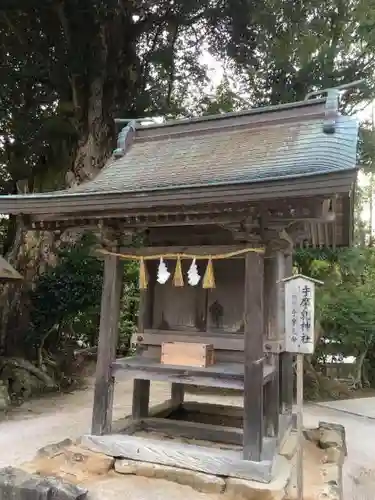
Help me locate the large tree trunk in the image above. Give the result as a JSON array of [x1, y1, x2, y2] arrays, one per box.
[[0, 224, 58, 357], [0, 79, 118, 357], [0, 7, 150, 362]]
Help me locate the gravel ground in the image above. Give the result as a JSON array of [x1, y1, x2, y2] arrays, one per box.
[[0, 378, 374, 499]]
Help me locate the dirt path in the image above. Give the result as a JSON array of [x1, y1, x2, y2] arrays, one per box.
[[0, 378, 174, 467], [0, 378, 374, 499]]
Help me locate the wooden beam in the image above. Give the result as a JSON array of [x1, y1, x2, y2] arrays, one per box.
[[243, 251, 264, 461], [140, 417, 243, 446], [137, 330, 245, 351], [117, 245, 262, 257], [136, 329, 285, 353], [82, 434, 273, 482], [91, 254, 123, 435]]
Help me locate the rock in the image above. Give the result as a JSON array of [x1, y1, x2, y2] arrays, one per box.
[[25, 444, 114, 484], [114, 460, 137, 475], [224, 477, 285, 500], [1, 358, 57, 402], [0, 466, 88, 499], [321, 463, 340, 486], [318, 422, 346, 455], [115, 459, 226, 494], [0, 380, 10, 410], [323, 446, 344, 465], [303, 428, 320, 443], [37, 438, 74, 458]]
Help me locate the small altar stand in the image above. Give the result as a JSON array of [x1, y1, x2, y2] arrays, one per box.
[[0, 89, 358, 483]]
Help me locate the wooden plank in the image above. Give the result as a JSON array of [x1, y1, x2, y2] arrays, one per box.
[[139, 331, 283, 353], [91, 255, 123, 435], [141, 417, 243, 446], [115, 356, 245, 379], [171, 383, 184, 405], [116, 368, 244, 390], [113, 356, 275, 385], [132, 379, 150, 419], [139, 330, 245, 350], [243, 251, 264, 461], [206, 259, 245, 332], [182, 401, 243, 419], [82, 434, 273, 482]]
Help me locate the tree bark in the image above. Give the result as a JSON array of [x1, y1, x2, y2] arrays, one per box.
[[0, 223, 58, 356], [351, 348, 368, 389]]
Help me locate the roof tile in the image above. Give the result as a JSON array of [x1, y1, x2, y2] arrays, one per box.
[[70, 114, 358, 195]]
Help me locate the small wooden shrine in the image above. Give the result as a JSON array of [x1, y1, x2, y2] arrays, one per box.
[[0, 89, 358, 482]]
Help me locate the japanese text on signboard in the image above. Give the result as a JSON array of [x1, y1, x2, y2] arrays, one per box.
[[285, 278, 315, 354]]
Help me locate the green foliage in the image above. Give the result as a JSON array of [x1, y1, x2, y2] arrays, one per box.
[[296, 247, 375, 389], [28, 232, 138, 356], [119, 260, 139, 353], [29, 233, 103, 351], [318, 249, 375, 352]]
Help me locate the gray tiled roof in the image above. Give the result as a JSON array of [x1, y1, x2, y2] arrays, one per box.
[[69, 114, 358, 195]]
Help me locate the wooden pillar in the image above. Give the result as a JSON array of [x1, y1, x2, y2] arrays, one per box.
[[132, 287, 151, 419], [243, 251, 264, 461], [171, 383, 185, 405], [92, 254, 123, 435], [264, 251, 284, 437], [132, 378, 150, 419], [280, 253, 294, 414]]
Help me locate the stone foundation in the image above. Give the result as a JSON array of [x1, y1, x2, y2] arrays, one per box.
[[5, 420, 346, 500]]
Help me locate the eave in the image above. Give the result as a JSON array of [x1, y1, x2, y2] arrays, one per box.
[[0, 170, 357, 218]]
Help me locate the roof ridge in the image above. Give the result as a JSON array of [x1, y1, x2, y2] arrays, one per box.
[[116, 98, 328, 133]]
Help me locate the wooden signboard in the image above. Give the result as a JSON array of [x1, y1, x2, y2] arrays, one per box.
[[284, 274, 323, 355], [282, 274, 323, 500]]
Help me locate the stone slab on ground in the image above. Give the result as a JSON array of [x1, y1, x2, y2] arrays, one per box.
[[224, 456, 290, 500], [115, 459, 226, 494], [0, 466, 87, 499]]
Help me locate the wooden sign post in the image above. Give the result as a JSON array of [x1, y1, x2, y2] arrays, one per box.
[[282, 274, 323, 500]]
